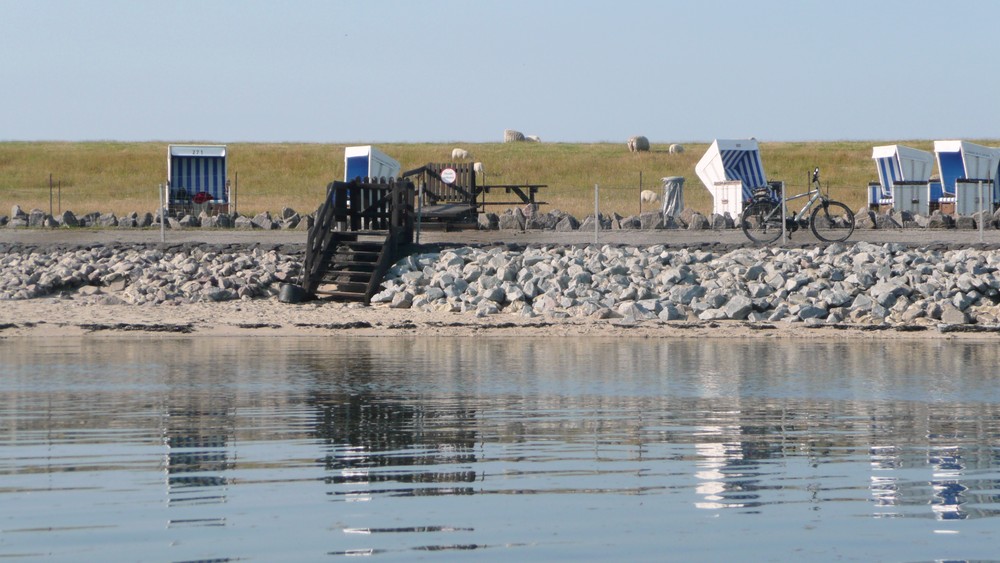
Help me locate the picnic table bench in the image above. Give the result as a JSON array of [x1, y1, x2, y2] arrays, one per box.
[[477, 184, 547, 206], [403, 163, 547, 225]]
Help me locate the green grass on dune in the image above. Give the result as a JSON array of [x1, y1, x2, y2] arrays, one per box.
[[2, 140, 995, 220]]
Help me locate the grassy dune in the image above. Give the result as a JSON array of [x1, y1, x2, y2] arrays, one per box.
[[3, 140, 997, 220]]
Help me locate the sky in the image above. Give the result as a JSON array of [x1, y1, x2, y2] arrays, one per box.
[[2, 0, 999, 144]]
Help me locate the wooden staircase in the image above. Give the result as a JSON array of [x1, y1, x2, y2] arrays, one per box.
[[298, 178, 414, 303], [305, 232, 392, 301]]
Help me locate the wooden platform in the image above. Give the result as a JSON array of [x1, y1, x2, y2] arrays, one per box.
[[419, 203, 476, 220]]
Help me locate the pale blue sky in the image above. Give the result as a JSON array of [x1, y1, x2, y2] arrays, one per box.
[[3, 0, 998, 143]]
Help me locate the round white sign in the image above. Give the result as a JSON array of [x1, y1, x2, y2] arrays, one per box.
[[440, 168, 457, 184]]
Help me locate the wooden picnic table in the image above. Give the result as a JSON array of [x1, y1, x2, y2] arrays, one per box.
[[477, 184, 547, 205]]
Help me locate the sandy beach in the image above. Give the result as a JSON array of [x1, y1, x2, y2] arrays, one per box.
[[3, 294, 993, 341]]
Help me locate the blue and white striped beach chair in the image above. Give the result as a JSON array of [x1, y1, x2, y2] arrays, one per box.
[[167, 145, 229, 216], [696, 139, 774, 217]]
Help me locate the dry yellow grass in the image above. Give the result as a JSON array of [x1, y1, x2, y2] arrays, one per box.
[[3, 140, 997, 219]]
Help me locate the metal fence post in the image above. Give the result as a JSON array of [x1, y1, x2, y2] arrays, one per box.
[[781, 183, 787, 245], [159, 184, 166, 243], [594, 184, 599, 245], [979, 180, 985, 243]]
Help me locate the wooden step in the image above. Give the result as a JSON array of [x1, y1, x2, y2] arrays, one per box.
[[322, 258, 379, 269], [324, 262, 377, 272], [319, 273, 371, 285], [314, 281, 368, 294], [330, 248, 381, 259], [314, 289, 368, 300]]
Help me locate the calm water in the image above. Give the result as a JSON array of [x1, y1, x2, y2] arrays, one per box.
[[2, 336, 1000, 562]]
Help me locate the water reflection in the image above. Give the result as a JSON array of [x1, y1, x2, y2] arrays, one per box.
[[3, 336, 1000, 560]]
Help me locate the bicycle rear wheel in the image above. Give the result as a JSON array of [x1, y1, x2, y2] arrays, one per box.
[[810, 199, 855, 242], [740, 199, 783, 244]]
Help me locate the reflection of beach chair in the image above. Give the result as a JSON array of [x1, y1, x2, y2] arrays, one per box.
[[167, 145, 229, 216], [695, 139, 779, 217], [870, 145, 934, 213], [934, 140, 1000, 216]]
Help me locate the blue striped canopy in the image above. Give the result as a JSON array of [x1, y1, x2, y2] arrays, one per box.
[[874, 156, 899, 199], [720, 149, 767, 200], [169, 155, 228, 204]]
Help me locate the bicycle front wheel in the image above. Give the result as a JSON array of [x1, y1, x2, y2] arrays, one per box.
[[810, 200, 855, 242], [740, 199, 783, 244]]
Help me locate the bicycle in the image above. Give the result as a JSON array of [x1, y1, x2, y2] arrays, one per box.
[[739, 167, 855, 244]]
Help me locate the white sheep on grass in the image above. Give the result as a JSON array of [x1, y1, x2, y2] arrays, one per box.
[[628, 136, 650, 153], [504, 129, 525, 143], [640, 190, 660, 204], [452, 148, 470, 160]]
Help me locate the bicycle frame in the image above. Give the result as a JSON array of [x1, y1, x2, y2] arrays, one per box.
[[762, 169, 830, 223], [779, 186, 826, 222]]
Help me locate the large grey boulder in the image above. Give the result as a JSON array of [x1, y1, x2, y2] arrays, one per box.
[[723, 295, 753, 319], [639, 212, 663, 230], [498, 209, 525, 231], [478, 212, 499, 230], [176, 214, 199, 228], [927, 211, 955, 229], [687, 213, 711, 230], [80, 212, 100, 227], [28, 209, 47, 227], [526, 212, 558, 230], [710, 213, 734, 230], [618, 215, 641, 229], [59, 210, 80, 227], [251, 212, 276, 230], [555, 215, 580, 231], [955, 216, 976, 230], [855, 208, 876, 229]]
